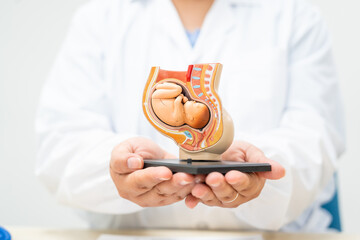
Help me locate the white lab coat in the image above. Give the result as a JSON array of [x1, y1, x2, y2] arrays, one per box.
[[35, 0, 345, 232]]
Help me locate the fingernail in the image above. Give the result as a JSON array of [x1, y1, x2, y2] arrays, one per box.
[[127, 157, 141, 169], [228, 180, 239, 185], [195, 177, 203, 184], [198, 193, 206, 199], [158, 177, 171, 181], [210, 182, 220, 187], [180, 180, 192, 186]]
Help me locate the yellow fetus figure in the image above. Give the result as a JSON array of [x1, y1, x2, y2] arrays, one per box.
[[151, 82, 210, 129]]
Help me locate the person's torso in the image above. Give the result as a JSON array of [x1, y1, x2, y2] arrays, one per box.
[[107, 0, 289, 156], [84, 0, 335, 231]]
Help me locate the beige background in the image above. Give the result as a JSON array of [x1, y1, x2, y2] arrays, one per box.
[[0, 0, 359, 232]]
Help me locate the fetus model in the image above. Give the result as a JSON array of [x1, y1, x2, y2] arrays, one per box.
[[143, 63, 234, 160], [151, 82, 210, 129]]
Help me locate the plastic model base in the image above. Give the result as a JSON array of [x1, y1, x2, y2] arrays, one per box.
[[143, 159, 271, 174]]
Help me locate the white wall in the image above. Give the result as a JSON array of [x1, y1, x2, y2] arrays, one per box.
[[0, 0, 359, 232], [0, 0, 89, 228]]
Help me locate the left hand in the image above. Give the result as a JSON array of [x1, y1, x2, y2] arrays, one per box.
[[185, 141, 286, 208]]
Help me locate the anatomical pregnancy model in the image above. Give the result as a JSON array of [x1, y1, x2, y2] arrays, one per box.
[[151, 82, 210, 129], [143, 63, 234, 161]]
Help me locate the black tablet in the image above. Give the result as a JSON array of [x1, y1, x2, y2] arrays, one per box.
[[143, 159, 271, 174]]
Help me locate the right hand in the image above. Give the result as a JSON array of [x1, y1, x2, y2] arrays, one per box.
[[110, 137, 197, 207]]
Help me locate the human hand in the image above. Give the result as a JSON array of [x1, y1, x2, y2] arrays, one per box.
[[185, 141, 286, 208], [110, 137, 196, 207]]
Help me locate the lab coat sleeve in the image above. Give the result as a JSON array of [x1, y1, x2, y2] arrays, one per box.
[[35, 1, 143, 214], [231, 3, 345, 230]]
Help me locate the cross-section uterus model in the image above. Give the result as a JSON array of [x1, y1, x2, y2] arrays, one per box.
[[143, 63, 234, 161]]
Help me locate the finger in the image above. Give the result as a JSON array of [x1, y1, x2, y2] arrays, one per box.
[[131, 140, 168, 160], [243, 144, 285, 180], [111, 143, 143, 174], [154, 172, 195, 197], [225, 170, 265, 197], [137, 186, 188, 207], [136, 172, 194, 206], [194, 174, 206, 183], [221, 142, 246, 161], [111, 138, 173, 174], [124, 166, 172, 195], [163, 151, 177, 159], [185, 194, 200, 209], [258, 158, 286, 180], [205, 172, 239, 203], [191, 183, 221, 206]]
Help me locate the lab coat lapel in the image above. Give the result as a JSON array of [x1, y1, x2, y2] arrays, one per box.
[[112, 1, 150, 134], [153, 0, 192, 54], [150, 0, 238, 64], [190, 0, 237, 62]]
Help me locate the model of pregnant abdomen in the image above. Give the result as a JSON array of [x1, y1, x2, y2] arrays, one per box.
[[143, 63, 234, 160]]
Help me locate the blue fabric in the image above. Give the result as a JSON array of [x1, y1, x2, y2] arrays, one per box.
[[0, 226, 11, 240], [321, 176, 342, 231], [185, 29, 201, 47]]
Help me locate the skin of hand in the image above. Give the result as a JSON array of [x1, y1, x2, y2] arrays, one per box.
[[110, 137, 198, 207], [184, 141, 286, 209]]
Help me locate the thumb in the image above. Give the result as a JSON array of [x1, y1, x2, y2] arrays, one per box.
[[244, 144, 285, 180], [163, 151, 177, 159], [110, 142, 144, 174], [258, 158, 286, 180]]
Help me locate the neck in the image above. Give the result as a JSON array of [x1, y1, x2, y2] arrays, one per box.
[[172, 0, 215, 32]]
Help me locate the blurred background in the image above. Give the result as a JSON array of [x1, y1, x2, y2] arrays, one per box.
[[0, 0, 359, 232]]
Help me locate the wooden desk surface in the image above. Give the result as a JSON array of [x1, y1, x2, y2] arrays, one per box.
[[6, 227, 360, 240]]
